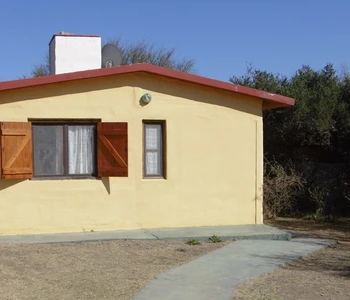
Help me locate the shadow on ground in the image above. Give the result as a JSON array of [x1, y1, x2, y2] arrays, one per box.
[[265, 218, 350, 279], [266, 218, 350, 242]]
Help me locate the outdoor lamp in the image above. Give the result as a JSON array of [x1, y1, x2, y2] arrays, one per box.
[[141, 93, 152, 104]]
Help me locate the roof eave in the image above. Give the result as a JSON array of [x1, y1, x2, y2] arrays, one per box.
[[0, 64, 295, 109]]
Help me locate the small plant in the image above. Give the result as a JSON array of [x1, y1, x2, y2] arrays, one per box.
[[185, 238, 201, 245], [208, 235, 223, 243]]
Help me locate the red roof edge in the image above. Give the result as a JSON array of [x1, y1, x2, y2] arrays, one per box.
[[0, 64, 295, 110]]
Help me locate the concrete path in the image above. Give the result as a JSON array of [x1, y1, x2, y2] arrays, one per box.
[[0, 224, 290, 244], [0, 225, 333, 299], [134, 238, 334, 300]]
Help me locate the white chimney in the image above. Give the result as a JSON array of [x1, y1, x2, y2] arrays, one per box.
[[49, 32, 101, 75]]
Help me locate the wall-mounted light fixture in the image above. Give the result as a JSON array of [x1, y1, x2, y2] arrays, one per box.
[[140, 93, 152, 104]]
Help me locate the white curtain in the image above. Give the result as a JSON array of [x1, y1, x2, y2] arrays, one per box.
[[68, 125, 95, 175], [145, 125, 161, 175], [146, 152, 160, 175]]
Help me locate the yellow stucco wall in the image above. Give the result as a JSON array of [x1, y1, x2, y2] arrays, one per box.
[[0, 73, 263, 235]]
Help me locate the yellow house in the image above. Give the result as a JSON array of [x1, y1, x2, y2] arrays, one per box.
[[0, 35, 295, 235]]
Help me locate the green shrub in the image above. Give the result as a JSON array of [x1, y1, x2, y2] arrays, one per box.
[[208, 235, 223, 243], [185, 238, 201, 245]]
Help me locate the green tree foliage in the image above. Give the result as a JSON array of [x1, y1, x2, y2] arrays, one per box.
[[29, 39, 195, 78], [231, 64, 350, 217], [335, 76, 350, 161], [230, 64, 350, 159]]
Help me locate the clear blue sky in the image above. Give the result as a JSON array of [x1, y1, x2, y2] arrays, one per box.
[[0, 0, 349, 82]]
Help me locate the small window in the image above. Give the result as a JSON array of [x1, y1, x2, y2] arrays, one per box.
[[143, 121, 166, 178], [32, 123, 96, 178]]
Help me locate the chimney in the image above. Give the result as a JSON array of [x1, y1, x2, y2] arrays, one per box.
[[49, 32, 101, 75]]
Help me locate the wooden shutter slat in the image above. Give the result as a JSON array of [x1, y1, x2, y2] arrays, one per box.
[[98, 129, 127, 135], [2, 168, 33, 174], [1, 122, 33, 180], [1, 128, 31, 135], [97, 122, 128, 177], [99, 135, 128, 167], [2, 174, 32, 180], [3, 135, 30, 169]]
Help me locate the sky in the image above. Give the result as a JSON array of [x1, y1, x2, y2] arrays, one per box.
[[0, 0, 349, 82]]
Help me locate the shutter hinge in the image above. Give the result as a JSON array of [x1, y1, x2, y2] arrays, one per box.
[[1, 147, 4, 153]]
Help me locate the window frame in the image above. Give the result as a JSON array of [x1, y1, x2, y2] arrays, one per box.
[[32, 121, 98, 179], [143, 120, 166, 179]]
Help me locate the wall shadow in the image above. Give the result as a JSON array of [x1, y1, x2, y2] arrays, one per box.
[[101, 177, 110, 195], [0, 179, 26, 191]]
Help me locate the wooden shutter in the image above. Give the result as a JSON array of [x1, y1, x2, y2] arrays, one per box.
[[0, 122, 33, 179], [97, 122, 128, 177]]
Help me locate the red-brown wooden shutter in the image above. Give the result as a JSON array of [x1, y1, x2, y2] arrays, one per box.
[[0, 122, 33, 179], [97, 122, 128, 177]]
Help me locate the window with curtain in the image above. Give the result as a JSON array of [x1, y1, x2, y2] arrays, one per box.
[[143, 121, 165, 178], [33, 123, 96, 177]]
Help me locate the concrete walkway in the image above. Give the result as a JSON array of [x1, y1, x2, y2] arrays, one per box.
[[0, 225, 333, 299], [0, 224, 290, 244], [134, 237, 334, 300]]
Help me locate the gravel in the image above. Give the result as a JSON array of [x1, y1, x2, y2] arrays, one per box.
[[0, 240, 226, 300]]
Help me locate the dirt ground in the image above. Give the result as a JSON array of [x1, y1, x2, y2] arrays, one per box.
[[233, 218, 350, 300], [0, 239, 225, 300]]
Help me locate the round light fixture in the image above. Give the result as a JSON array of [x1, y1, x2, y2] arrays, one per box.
[[141, 93, 152, 104]]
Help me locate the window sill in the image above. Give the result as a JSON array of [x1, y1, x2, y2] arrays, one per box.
[[142, 176, 167, 180], [32, 176, 98, 181]]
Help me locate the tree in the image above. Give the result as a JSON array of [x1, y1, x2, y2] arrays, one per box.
[[230, 64, 345, 158], [334, 75, 350, 162], [30, 55, 50, 77], [107, 39, 195, 73], [230, 64, 350, 218], [29, 39, 195, 78]]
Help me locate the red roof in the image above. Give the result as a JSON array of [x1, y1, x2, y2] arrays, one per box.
[[0, 64, 295, 110]]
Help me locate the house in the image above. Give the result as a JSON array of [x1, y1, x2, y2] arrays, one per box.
[[0, 33, 295, 235]]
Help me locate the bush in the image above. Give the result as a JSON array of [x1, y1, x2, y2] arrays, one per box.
[[208, 235, 223, 243], [185, 238, 201, 245], [264, 159, 305, 218], [307, 186, 338, 222]]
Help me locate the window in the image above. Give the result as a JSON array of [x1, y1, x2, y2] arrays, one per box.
[[143, 121, 166, 178], [32, 123, 96, 177], [0, 121, 128, 180]]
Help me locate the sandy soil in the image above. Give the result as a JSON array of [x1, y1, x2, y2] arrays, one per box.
[[0, 239, 226, 300], [233, 218, 350, 300]]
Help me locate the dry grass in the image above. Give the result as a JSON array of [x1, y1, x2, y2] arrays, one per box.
[[0, 239, 226, 300], [233, 218, 350, 300]]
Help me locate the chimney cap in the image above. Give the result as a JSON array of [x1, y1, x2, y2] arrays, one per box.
[[49, 32, 100, 45]]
